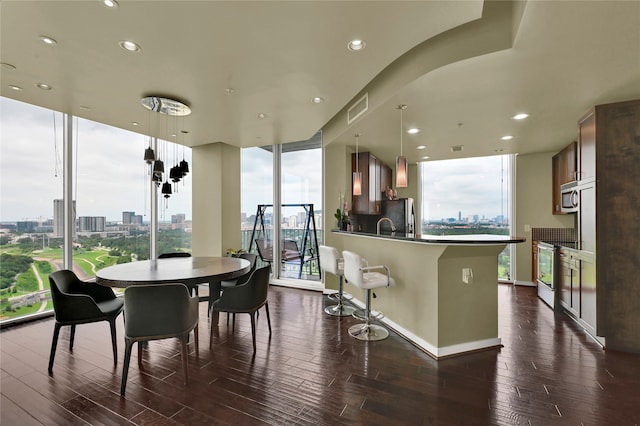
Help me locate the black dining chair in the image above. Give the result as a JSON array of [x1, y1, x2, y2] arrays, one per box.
[[219, 253, 259, 323], [48, 269, 124, 375], [120, 283, 199, 396], [158, 252, 199, 295], [210, 265, 272, 353]]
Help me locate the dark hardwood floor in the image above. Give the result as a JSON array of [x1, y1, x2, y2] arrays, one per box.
[[2, 284, 640, 425]]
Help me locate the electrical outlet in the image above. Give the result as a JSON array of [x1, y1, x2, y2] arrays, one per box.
[[524, 224, 531, 232], [462, 268, 473, 284]]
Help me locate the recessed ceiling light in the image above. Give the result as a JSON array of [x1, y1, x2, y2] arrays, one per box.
[[39, 35, 57, 45], [311, 97, 324, 104], [79, 105, 91, 110], [132, 122, 139, 126], [257, 113, 267, 119], [8, 85, 23, 91], [422, 156, 430, 160], [451, 145, 464, 152], [35, 83, 52, 90], [103, 0, 119, 8], [407, 128, 420, 134], [501, 135, 513, 141], [416, 145, 427, 150], [347, 39, 366, 51], [119, 40, 141, 52], [1, 63, 16, 70], [512, 113, 529, 120]]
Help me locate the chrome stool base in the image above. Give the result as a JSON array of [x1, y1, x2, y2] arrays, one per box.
[[348, 323, 389, 341], [324, 303, 357, 317]]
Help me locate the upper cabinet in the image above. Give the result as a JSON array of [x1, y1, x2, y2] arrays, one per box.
[[351, 152, 391, 215], [552, 141, 577, 214], [578, 110, 596, 183]]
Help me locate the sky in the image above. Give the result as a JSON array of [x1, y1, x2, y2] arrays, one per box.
[[1, 96, 509, 225], [1, 97, 192, 222], [420, 155, 510, 221]]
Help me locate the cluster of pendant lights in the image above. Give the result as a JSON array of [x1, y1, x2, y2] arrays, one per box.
[[352, 104, 409, 197], [144, 142, 189, 202], [141, 96, 191, 205]]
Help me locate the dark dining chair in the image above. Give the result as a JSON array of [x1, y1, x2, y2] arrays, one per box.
[[48, 269, 124, 375], [120, 283, 199, 396], [210, 265, 272, 353], [158, 252, 199, 296], [219, 252, 259, 322]]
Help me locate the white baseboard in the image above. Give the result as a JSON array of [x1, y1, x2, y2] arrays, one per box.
[[348, 296, 502, 359], [514, 279, 536, 287]]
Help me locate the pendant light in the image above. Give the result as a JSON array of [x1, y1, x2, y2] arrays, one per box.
[[144, 146, 155, 164], [353, 133, 362, 196], [396, 104, 408, 188]]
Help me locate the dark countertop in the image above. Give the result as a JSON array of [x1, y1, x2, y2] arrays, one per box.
[[332, 229, 526, 245]]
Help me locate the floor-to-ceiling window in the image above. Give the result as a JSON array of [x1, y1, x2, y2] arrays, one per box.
[[279, 136, 322, 281], [240, 132, 323, 287], [419, 154, 514, 280], [0, 97, 192, 324], [1, 98, 63, 323]]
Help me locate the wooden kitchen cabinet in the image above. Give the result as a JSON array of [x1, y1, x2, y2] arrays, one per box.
[[578, 111, 596, 183], [551, 141, 577, 214], [352, 152, 386, 215]]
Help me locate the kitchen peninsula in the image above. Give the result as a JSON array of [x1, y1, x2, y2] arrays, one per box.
[[332, 230, 525, 358]]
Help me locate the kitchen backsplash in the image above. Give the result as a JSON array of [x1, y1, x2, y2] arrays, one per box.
[[531, 227, 576, 243]]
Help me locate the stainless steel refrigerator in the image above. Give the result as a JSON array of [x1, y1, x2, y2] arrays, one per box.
[[381, 198, 415, 234]]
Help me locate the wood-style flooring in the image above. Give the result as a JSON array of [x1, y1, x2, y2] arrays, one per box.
[[2, 284, 640, 425]]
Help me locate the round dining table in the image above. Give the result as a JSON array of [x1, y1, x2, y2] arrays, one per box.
[[96, 256, 250, 321], [95, 256, 250, 289]]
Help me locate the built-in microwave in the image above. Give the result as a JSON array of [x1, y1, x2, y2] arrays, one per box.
[[561, 182, 579, 213]]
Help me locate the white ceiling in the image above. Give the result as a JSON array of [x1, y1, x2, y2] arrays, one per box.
[[2, 1, 639, 167]]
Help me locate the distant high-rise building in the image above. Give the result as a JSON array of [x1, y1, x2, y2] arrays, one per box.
[[78, 216, 106, 232], [288, 215, 297, 228], [53, 199, 76, 237], [171, 213, 186, 224], [122, 211, 135, 224], [133, 215, 143, 226], [458, 211, 462, 221], [16, 221, 38, 233]]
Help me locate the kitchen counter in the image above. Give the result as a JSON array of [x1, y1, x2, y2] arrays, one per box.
[[333, 229, 526, 245], [329, 230, 526, 359]]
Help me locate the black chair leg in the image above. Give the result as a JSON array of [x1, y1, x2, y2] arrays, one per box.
[[48, 323, 62, 375], [265, 303, 272, 335], [109, 318, 118, 366], [180, 337, 189, 385], [69, 324, 76, 351], [250, 313, 256, 354], [121, 340, 133, 396]]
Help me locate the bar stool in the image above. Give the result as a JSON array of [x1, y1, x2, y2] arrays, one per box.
[[342, 250, 395, 341], [319, 245, 356, 316]]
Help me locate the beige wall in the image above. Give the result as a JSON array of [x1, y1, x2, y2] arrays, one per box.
[[323, 143, 351, 293], [191, 142, 241, 257], [514, 152, 574, 283]]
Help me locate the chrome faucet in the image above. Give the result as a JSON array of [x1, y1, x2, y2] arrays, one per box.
[[376, 217, 396, 234]]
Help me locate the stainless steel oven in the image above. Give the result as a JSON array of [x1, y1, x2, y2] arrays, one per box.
[[537, 242, 558, 308]]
